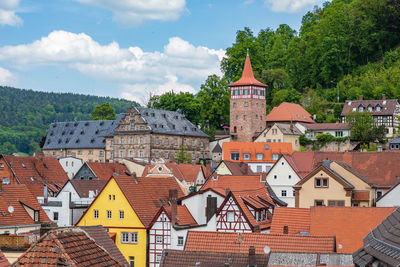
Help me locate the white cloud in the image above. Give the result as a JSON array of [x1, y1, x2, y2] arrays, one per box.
[[0, 67, 17, 86], [0, 0, 22, 26], [0, 30, 224, 102], [75, 0, 186, 26], [264, 0, 322, 13]]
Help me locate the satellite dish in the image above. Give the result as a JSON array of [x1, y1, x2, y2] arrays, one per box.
[[263, 246, 271, 254], [8, 206, 14, 214]]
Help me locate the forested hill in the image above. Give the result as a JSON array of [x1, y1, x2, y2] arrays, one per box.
[[0, 86, 135, 155]]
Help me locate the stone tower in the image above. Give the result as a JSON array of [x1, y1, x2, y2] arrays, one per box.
[[229, 54, 267, 142]]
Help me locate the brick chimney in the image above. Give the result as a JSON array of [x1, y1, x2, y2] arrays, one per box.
[[34, 152, 44, 161], [206, 195, 217, 222], [248, 246, 256, 267], [382, 94, 386, 100], [169, 189, 178, 226], [359, 95, 363, 100]]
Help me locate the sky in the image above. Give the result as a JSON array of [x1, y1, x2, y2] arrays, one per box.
[[0, 0, 324, 104]]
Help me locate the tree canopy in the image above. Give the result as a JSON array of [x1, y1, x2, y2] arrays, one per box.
[[92, 103, 117, 120]]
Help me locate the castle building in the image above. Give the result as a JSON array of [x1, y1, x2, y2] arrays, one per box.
[[229, 54, 267, 142]]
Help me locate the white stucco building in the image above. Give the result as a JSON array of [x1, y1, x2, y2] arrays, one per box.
[[58, 157, 83, 179], [377, 183, 400, 207]]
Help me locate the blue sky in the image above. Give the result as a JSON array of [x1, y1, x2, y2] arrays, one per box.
[[0, 0, 324, 104]]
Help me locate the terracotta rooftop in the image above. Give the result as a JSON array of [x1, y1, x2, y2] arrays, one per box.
[[13, 228, 124, 266], [164, 205, 198, 226], [229, 55, 266, 87], [68, 180, 107, 198], [0, 184, 50, 227], [86, 162, 129, 180], [222, 142, 293, 162], [0, 249, 10, 267], [184, 231, 335, 254], [220, 160, 255, 176], [300, 122, 350, 130], [202, 175, 265, 194], [160, 249, 269, 267], [270, 207, 311, 235], [142, 162, 207, 183], [266, 102, 315, 123], [341, 99, 399, 116], [352, 191, 370, 201], [270, 206, 396, 254], [290, 151, 400, 187]]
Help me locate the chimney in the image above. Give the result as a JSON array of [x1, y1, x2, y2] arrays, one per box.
[[283, 225, 289, 234], [34, 152, 44, 161], [225, 188, 231, 196], [290, 124, 294, 132], [248, 246, 256, 267], [322, 160, 330, 169], [206, 195, 217, 222], [359, 95, 363, 100], [253, 225, 260, 233], [382, 94, 386, 100], [169, 189, 178, 226]]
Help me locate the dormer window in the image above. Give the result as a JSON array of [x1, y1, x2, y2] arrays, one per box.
[[368, 106, 373, 112], [21, 162, 26, 168], [34, 210, 39, 222], [376, 106, 381, 112], [358, 106, 364, 112]]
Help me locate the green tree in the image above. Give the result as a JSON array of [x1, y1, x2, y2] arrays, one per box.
[[92, 103, 116, 120], [0, 141, 18, 155], [346, 111, 385, 144], [175, 145, 192, 164]]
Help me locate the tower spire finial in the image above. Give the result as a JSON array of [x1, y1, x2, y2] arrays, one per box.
[[246, 48, 249, 56]]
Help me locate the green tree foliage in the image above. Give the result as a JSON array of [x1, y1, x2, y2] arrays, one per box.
[[92, 103, 117, 120], [175, 145, 192, 163], [0, 86, 135, 155], [346, 111, 386, 144]]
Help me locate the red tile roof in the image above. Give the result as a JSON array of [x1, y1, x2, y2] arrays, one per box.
[[341, 99, 399, 116], [222, 142, 293, 163], [68, 180, 107, 198], [184, 231, 335, 254], [0, 184, 50, 226], [13, 228, 124, 266], [269, 206, 396, 254], [143, 163, 205, 183], [87, 162, 129, 180], [352, 191, 370, 201], [164, 205, 198, 226], [270, 207, 310, 235], [291, 151, 400, 187], [220, 161, 255, 176], [202, 175, 265, 194], [229, 55, 266, 87], [0, 249, 10, 267], [266, 102, 315, 123]]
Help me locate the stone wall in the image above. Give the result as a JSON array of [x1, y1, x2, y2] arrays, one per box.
[[305, 139, 358, 152], [269, 252, 354, 266]]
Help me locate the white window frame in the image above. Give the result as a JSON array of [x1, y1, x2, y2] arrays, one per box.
[[107, 210, 112, 219], [94, 209, 99, 219], [121, 232, 138, 244], [120, 210, 124, 219], [227, 212, 234, 222], [177, 236, 184, 246]]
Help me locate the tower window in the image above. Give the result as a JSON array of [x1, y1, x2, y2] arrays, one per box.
[[244, 102, 248, 107]]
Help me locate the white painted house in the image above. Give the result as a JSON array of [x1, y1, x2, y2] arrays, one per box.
[[58, 157, 83, 179], [377, 182, 400, 207], [37, 180, 106, 226], [265, 155, 302, 207], [296, 122, 351, 140]]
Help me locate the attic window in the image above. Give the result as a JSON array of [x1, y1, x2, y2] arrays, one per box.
[[172, 125, 176, 130], [58, 139, 61, 144], [80, 130, 85, 135], [65, 123, 69, 127], [151, 113, 155, 117], [70, 130, 74, 135], [85, 122, 89, 126], [145, 112, 149, 116], [90, 138, 95, 143], [65, 138, 70, 143], [100, 121, 104, 126], [153, 124, 157, 128], [49, 132, 54, 136], [61, 131, 65, 135], [184, 127, 187, 131], [376, 106, 381, 112], [74, 122, 78, 127], [47, 140, 50, 144], [175, 116, 178, 119], [76, 138, 80, 143], [383, 100, 387, 105], [162, 114, 166, 118], [265, 144, 269, 150], [161, 125, 164, 128], [21, 162, 26, 168]]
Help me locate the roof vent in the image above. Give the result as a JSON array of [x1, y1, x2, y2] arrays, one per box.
[[76, 138, 80, 143], [47, 140, 50, 144], [383, 100, 387, 105], [21, 163, 26, 168], [65, 123, 69, 127], [84, 122, 89, 126], [100, 121, 104, 126], [69, 130, 74, 135], [348, 101, 352, 106], [74, 122, 78, 127], [61, 131, 65, 135], [102, 139, 106, 143], [80, 130, 85, 135], [49, 132, 53, 136], [58, 139, 62, 144], [90, 138, 95, 143], [95, 129, 99, 134], [65, 138, 70, 143], [265, 144, 269, 150], [52, 124, 57, 128]]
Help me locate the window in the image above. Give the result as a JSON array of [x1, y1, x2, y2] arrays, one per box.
[[337, 201, 345, 206], [200, 141, 204, 147], [227, 212, 234, 222], [328, 201, 336, 206], [121, 232, 138, 244], [156, 236, 163, 244], [66, 161, 68, 167], [192, 140, 195, 146], [113, 195, 115, 200], [94, 209, 99, 219], [178, 236, 184, 246], [257, 165, 262, 172], [3, 178, 10, 184], [165, 138, 169, 145], [140, 137, 143, 144], [99, 151, 104, 157], [107, 210, 112, 219], [110, 152, 114, 160], [233, 103, 237, 107], [183, 138, 186, 145], [243, 115, 246, 120], [281, 190, 287, 197], [156, 254, 162, 263], [272, 154, 279, 160], [53, 212, 59, 221], [335, 131, 343, 137], [244, 102, 248, 107], [120, 151, 124, 158], [164, 152, 169, 159], [376, 190, 383, 199], [243, 153, 250, 160], [155, 137, 160, 144], [78, 150, 82, 155], [121, 137, 124, 144], [120, 210, 124, 219], [34, 211, 39, 222], [129, 257, 135, 267], [230, 152, 239, 161], [109, 194, 112, 200], [288, 175, 292, 179], [139, 151, 143, 157], [174, 138, 178, 146], [236, 115, 239, 120], [352, 203, 359, 207], [315, 178, 328, 187], [155, 151, 159, 158], [329, 200, 345, 206], [274, 175, 277, 179], [256, 154, 263, 160], [315, 200, 324, 206], [130, 151, 133, 157]]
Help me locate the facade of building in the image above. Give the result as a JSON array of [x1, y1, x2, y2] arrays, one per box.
[[296, 122, 351, 140], [340, 96, 400, 137], [254, 123, 302, 151], [229, 55, 267, 142], [389, 136, 400, 150], [58, 157, 83, 179], [376, 182, 400, 207], [72, 161, 129, 180], [106, 106, 209, 163]]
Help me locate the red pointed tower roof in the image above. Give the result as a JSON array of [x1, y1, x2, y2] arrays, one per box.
[[230, 55, 266, 87]]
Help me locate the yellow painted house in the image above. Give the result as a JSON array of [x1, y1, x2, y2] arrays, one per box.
[[254, 123, 302, 151], [76, 175, 184, 267], [294, 160, 374, 208]]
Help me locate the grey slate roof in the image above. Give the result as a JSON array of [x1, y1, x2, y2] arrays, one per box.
[[390, 136, 400, 145], [212, 143, 222, 153], [353, 208, 400, 267], [135, 107, 209, 138], [43, 114, 124, 150], [275, 123, 302, 135]]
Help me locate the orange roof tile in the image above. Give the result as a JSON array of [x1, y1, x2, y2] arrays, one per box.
[[0, 184, 50, 226], [352, 191, 370, 201], [14, 228, 123, 266], [266, 102, 315, 123], [270, 207, 311, 235], [222, 142, 292, 162], [184, 231, 335, 254], [0, 249, 10, 267], [87, 162, 129, 180], [202, 175, 265, 194], [164, 205, 198, 226], [218, 161, 255, 176], [291, 151, 400, 187], [142, 163, 204, 183], [229, 55, 266, 87]]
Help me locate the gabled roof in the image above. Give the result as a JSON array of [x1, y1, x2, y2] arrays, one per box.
[[300, 122, 350, 130], [221, 161, 255, 176], [184, 231, 335, 254], [229, 55, 266, 87], [68, 180, 107, 198], [291, 151, 400, 188], [160, 249, 269, 267], [266, 102, 315, 123], [86, 162, 129, 180], [211, 143, 222, 153], [353, 208, 400, 266], [13, 228, 124, 266], [202, 175, 265, 194], [390, 136, 400, 144], [270, 206, 396, 254], [274, 123, 302, 135], [222, 142, 293, 162], [341, 99, 399, 116], [164, 205, 198, 227], [0, 184, 50, 226], [270, 207, 311, 235], [43, 114, 124, 150], [143, 162, 205, 183], [0, 249, 10, 267]]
